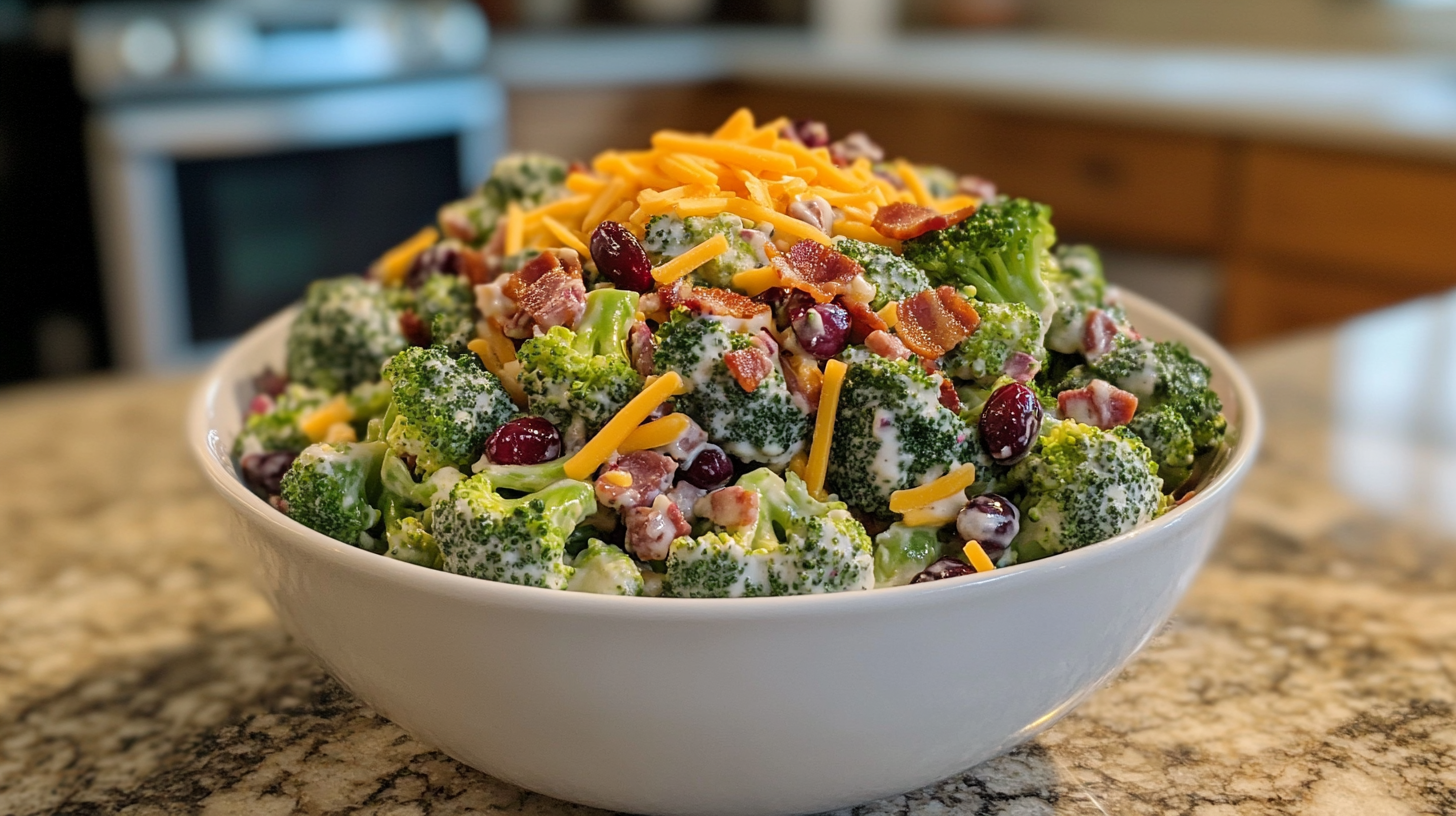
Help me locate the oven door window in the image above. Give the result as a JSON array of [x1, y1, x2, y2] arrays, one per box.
[[175, 135, 460, 343]]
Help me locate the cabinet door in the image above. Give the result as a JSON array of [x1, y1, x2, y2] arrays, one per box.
[[1221, 255, 1430, 344], [1237, 144, 1456, 286], [968, 114, 1231, 251]]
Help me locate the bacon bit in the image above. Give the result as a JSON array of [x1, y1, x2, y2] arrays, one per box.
[[781, 352, 824, 412], [895, 286, 981, 360], [864, 329, 913, 361], [594, 451, 678, 510], [1057, 379, 1139, 429], [938, 379, 962, 412], [517, 268, 586, 330], [504, 250, 578, 301], [872, 201, 979, 240], [696, 486, 761, 531], [841, 296, 888, 344], [399, 310, 431, 347], [623, 499, 690, 561], [660, 281, 770, 320], [628, 322, 657, 378], [1002, 351, 1041, 383], [770, 240, 864, 304], [1082, 309, 1119, 360], [724, 347, 772, 393]]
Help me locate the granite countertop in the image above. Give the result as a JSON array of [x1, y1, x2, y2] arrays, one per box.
[[4, 299, 1456, 815], [490, 30, 1456, 164]]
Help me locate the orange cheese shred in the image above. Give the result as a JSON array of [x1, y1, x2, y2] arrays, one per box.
[[565, 372, 685, 481], [617, 413, 692, 455], [888, 464, 979, 514], [804, 359, 847, 500], [651, 233, 730, 285], [963, 540, 997, 573]]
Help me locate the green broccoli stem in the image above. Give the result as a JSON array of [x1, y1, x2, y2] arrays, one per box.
[[475, 456, 571, 493], [735, 468, 838, 551], [575, 288, 641, 358], [502, 479, 598, 533]]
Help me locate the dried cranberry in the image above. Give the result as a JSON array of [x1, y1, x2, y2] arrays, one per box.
[[590, 221, 653, 292], [252, 368, 289, 398], [979, 383, 1042, 465], [782, 289, 816, 323], [911, 557, 977, 583], [241, 451, 297, 497], [784, 119, 830, 148], [791, 301, 850, 360], [247, 394, 275, 417], [682, 445, 733, 489], [957, 493, 1019, 553], [486, 417, 562, 466], [399, 310, 431, 347]]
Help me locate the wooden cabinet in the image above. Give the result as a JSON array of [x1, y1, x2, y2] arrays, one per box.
[[1222, 145, 1456, 342], [963, 114, 1231, 252]]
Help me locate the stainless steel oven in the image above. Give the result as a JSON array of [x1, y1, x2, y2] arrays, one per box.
[[78, 0, 505, 369]]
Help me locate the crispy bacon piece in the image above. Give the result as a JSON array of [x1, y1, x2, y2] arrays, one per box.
[[872, 202, 979, 240], [938, 379, 962, 412], [841, 297, 888, 344], [864, 329, 912, 361], [399, 310, 431, 347], [628, 322, 657, 378], [725, 347, 773, 393], [594, 451, 678, 510], [895, 286, 981, 360], [1082, 309, 1119, 360], [771, 240, 864, 304], [659, 281, 769, 320], [695, 486, 761, 531], [1003, 351, 1041, 383], [1057, 379, 1138, 429], [507, 250, 588, 331], [623, 499, 691, 561], [408, 240, 489, 288]]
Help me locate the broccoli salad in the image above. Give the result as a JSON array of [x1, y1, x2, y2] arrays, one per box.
[[234, 109, 1230, 598]]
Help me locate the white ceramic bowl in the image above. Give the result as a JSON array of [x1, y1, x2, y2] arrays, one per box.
[[190, 291, 1261, 816]]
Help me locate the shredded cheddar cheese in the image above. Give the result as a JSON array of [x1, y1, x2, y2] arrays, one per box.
[[888, 463, 978, 514], [540, 215, 590, 256], [963, 540, 996, 573], [901, 505, 961, 528], [370, 226, 438, 285], [601, 470, 633, 488], [617, 412, 692, 454], [731, 265, 781, 297], [323, 421, 357, 444], [876, 303, 899, 329], [299, 396, 356, 443], [804, 359, 847, 500], [565, 372, 685, 481], [894, 160, 934, 207], [503, 202, 524, 256], [651, 233, 730, 285]]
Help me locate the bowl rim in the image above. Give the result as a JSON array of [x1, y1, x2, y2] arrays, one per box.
[[188, 289, 1263, 619]]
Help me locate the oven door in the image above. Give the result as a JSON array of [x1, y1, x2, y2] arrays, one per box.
[[89, 74, 504, 369]]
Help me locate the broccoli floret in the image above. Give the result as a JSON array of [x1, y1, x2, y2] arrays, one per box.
[[1005, 420, 1165, 563], [380, 346, 518, 476], [384, 516, 442, 569], [942, 301, 1046, 386], [834, 236, 931, 310], [654, 310, 810, 466], [663, 469, 874, 598], [432, 472, 596, 589], [414, 273, 475, 355], [1126, 408, 1198, 491], [901, 198, 1058, 325], [568, 540, 645, 596], [642, 214, 760, 289], [1043, 244, 1110, 354], [233, 383, 331, 456], [517, 288, 643, 437], [437, 153, 569, 246], [287, 277, 407, 392], [279, 440, 387, 546], [826, 350, 976, 517], [872, 523, 945, 587]]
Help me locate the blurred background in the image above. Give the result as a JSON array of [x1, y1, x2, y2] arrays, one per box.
[[5, 0, 1456, 385]]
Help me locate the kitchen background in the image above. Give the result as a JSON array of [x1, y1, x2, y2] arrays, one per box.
[[5, 0, 1456, 385]]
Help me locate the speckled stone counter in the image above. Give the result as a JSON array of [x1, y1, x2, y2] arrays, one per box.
[[3, 304, 1455, 815]]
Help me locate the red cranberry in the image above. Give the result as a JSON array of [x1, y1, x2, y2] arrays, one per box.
[[590, 221, 653, 292], [241, 451, 298, 497], [486, 417, 562, 465], [979, 383, 1042, 465], [682, 445, 733, 489], [791, 301, 851, 360], [252, 368, 289, 397], [399, 310, 431, 347], [956, 493, 1019, 552], [911, 557, 977, 583]]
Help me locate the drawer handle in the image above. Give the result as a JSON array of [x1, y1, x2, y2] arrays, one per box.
[[1079, 156, 1124, 189]]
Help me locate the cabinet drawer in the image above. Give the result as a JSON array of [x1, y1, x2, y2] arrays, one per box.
[[968, 114, 1230, 250], [1237, 145, 1456, 285], [1221, 254, 1431, 344]]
